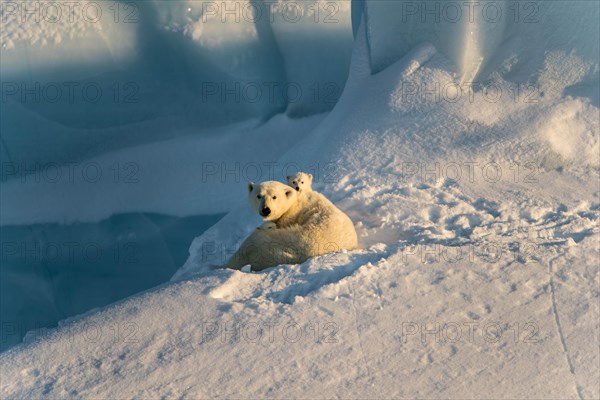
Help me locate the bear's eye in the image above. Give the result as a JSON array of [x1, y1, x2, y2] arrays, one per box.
[[257, 195, 261, 199], [272, 196, 277, 200], [301, 181, 304, 184]]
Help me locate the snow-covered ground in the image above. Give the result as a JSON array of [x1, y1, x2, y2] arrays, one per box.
[[1, 0, 599, 398]]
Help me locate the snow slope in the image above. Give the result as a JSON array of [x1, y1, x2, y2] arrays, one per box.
[[1, 2, 599, 399]]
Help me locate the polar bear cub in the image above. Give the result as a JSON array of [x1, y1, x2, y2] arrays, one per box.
[[287, 172, 313, 194], [224, 180, 358, 271]]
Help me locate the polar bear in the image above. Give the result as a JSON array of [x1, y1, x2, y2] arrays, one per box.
[[224, 181, 358, 271], [258, 172, 313, 230], [287, 172, 313, 194], [285, 171, 345, 229]]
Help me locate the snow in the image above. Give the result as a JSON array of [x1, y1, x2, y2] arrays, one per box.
[[1, 0, 599, 398], [536, 100, 599, 166]]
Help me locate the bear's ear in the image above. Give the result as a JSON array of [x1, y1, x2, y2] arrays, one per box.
[[308, 173, 313, 180], [285, 189, 294, 198], [286, 175, 291, 180], [248, 182, 254, 192]]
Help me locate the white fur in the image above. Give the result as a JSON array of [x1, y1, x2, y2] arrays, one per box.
[[224, 180, 358, 270], [286, 172, 313, 194]]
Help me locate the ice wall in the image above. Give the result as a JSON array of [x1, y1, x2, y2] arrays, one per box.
[[266, 0, 353, 116], [0, 0, 353, 167], [361, 0, 599, 92], [362, 0, 506, 82]]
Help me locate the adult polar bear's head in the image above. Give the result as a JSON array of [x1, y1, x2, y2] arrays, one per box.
[[248, 181, 297, 221]]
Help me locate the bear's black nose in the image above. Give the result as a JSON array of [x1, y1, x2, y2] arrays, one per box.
[[261, 207, 271, 216], [295, 186, 300, 191]]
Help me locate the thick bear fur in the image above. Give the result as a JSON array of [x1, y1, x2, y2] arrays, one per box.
[[224, 180, 358, 271]]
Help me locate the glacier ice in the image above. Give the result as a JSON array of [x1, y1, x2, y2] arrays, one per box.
[[0, 0, 353, 167], [362, 0, 599, 91]]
